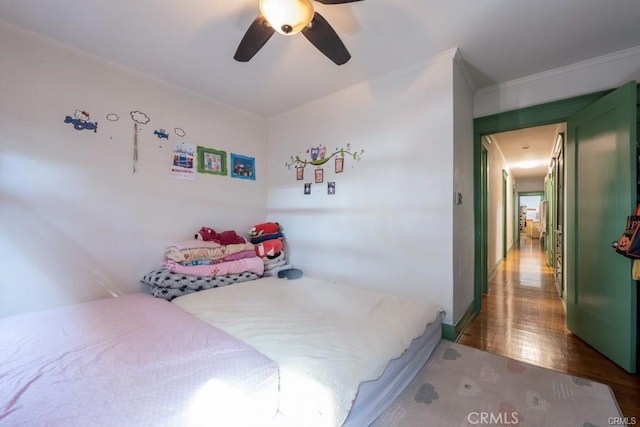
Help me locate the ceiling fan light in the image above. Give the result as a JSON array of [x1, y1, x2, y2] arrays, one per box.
[[259, 0, 314, 35]]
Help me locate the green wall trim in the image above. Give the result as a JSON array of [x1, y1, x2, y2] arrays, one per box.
[[473, 89, 612, 314], [441, 324, 456, 341], [474, 90, 612, 134], [441, 301, 478, 342], [502, 169, 508, 259]]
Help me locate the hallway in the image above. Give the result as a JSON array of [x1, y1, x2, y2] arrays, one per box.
[[458, 237, 640, 417]]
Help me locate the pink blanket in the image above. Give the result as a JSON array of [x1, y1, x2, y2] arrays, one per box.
[[0, 294, 279, 426], [163, 256, 265, 277]]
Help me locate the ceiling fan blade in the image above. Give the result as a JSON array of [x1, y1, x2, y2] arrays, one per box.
[[234, 15, 275, 62], [301, 12, 351, 65], [315, 0, 364, 4]]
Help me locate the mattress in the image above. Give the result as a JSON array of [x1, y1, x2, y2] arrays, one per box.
[[0, 293, 279, 427], [344, 313, 443, 426], [173, 276, 444, 427]]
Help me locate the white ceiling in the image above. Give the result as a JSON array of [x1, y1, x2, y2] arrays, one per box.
[[488, 124, 564, 181], [1, 0, 640, 119]]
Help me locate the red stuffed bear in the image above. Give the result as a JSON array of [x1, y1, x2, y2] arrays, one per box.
[[194, 227, 217, 241], [195, 227, 246, 245]]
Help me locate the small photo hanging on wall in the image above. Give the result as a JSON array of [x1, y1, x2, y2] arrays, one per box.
[[296, 167, 304, 180], [315, 168, 324, 183], [328, 182, 335, 195], [171, 141, 196, 180], [335, 157, 344, 173], [230, 153, 256, 180], [197, 146, 227, 176], [304, 183, 311, 195]]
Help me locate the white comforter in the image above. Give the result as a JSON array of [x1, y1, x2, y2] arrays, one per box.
[[173, 276, 443, 427]]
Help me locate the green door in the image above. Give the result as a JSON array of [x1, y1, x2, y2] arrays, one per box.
[[566, 81, 637, 373]]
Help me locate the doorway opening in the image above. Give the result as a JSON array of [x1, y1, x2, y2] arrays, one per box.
[[473, 83, 638, 374], [472, 89, 610, 315], [519, 192, 544, 242], [481, 123, 565, 302]]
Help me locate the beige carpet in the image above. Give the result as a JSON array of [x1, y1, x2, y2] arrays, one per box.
[[372, 341, 623, 427]]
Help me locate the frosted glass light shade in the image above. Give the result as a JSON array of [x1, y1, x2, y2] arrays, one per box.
[[259, 0, 314, 35]]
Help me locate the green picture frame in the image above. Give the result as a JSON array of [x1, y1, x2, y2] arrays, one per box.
[[197, 146, 227, 176]]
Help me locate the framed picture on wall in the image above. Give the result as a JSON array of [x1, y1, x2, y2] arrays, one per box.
[[304, 183, 311, 195], [296, 167, 304, 180], [335, 157, 344, 173], [197, 146, 227, 176], [328, 182, 335, 195], [230, 153, 256, 180], [315, 168, 324, 183]]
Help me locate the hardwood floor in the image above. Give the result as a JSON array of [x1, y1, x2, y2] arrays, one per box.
[[458, 235, 640, 417]]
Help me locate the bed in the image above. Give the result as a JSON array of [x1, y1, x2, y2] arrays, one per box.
[[173, 275, 445, 427], [0, 293, 279, 427]]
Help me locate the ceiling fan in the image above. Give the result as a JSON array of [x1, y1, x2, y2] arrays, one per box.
[[234, 0, 364, 66]]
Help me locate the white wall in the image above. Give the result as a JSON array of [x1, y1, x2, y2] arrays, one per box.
[[0, 23, 268, 317], [483, 138, 517, 273], [452, 57, 476, 320], [516, 178, 545, 193], [266, 49, 464, 324]]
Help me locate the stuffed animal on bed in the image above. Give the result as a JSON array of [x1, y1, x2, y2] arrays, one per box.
[[255, 238, 283, 258], [195, 227, 246, 245], [217, 230, 247, 245], [249, 222, 281, 238], [194, 227, 217, 241]]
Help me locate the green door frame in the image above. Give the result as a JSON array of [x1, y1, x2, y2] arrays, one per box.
[[473, 89, 612, 313], [502, 170, 508, 259], [481, 144, 489, 295], [513, 185, 519, 246]]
